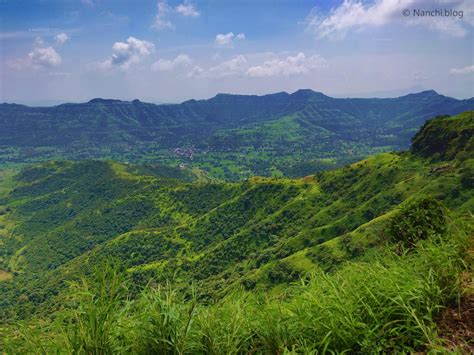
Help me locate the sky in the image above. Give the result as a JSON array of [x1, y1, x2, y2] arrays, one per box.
[[0, 0, 473, 105]]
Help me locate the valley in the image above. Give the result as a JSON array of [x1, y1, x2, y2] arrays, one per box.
[[0, 110, 472, 353], [1, 90, 472, 179], [2, 0, 473, 352]]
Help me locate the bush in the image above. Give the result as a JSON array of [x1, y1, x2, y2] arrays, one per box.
[[387, 197, 447, 248], [267, 262, 300, 284]]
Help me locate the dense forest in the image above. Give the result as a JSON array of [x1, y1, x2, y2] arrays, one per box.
[[1, 90, 473, 179], [0, 110, 472, 353]]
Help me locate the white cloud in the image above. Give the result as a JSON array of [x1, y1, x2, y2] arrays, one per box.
[[0, 28, 79, 41], [208, 55, 248, 77], [28, 46, 62, 68], [305, 0, 473, 39], [101, 37, 154, 70], [215, 32, 246, 45], [187, 65, 204, 77], [247, 53, 326, 77], [215, 33, 234, 45], [151, 54, 192, 71], [153, 0, 174, 30], [450, 64, 474, 74], [153, 0, 200, 30], [7, 34, 67, 70], [34, 36, 45, 46], [54, 33, 69, 45], [197, 52, 326, 78], [175, 2, 200, 17]]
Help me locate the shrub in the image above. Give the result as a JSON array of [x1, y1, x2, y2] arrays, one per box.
[[267, 262, 300, 284], [387, 197, 447, 248]]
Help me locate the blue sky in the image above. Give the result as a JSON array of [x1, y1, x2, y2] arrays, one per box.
[[1, 0, 473, 105]]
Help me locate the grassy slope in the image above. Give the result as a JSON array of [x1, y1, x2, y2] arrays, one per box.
[[0, 111, 472, 352], [0, 111, 472, 324], [1, 203, 471, 352]]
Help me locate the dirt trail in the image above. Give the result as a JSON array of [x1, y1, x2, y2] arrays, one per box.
[[437, 241, 474, 352]]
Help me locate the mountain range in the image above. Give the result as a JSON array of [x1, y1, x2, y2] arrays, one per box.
[[1, 89, 473, 179]]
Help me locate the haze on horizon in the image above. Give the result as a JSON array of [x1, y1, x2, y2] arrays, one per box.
[[1, 0, 473, 106]]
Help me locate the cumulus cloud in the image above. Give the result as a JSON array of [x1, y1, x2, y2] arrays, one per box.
[[54, 33, 69, 45], [187, 65, 204, 78], [28, 46, 62, 68], [208, 55, 248, 77], [7, 33, 68, 70], [450, 64, 474, 74], [197, 52, 326, 78], [215, 33, 234, 45], [247, 53, 326, 77], [151, 54, 192, 71], [101, 37, 154, 70], [175, 1, 200, 17], [305, 0, 473, 39], [153, 0, 200, 30], [215, 32, 246, 45]]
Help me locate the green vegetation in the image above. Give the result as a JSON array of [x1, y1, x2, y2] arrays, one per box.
[[412, 111, 473, 160], [0, 111, 472, 352], [2, 222, 471, 353], [388, 197, 447, 248], [1, 90, 472, 179]]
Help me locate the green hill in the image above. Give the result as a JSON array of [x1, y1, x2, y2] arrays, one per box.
[[412, 111, 474, 160], [1, 90, 473, 179], [0, 111, 472, 352]]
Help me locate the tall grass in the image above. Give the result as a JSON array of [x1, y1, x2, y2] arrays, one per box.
[[3, 222, 469, 354], [124, 283, 197, 354], [196, 293, 254, 354], [62, 260, 129, 354]]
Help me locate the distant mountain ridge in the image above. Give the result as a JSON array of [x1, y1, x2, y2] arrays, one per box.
[[1, 89, 472, 178]]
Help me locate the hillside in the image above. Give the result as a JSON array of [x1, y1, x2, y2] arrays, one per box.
[[1, 90, 472, 179], [0, 110, 471, 330]]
